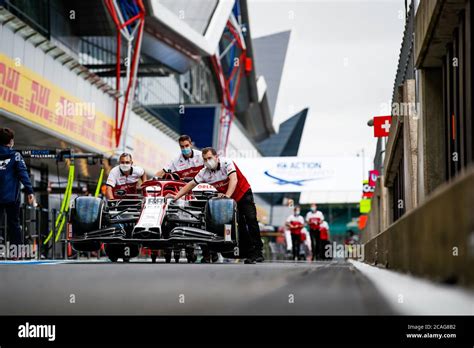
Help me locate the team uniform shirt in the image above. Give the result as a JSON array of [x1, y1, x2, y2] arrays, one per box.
[[106, 165, 145, 197], [0, 146, 34, 203], [306, 210, 325, 230], [286, 214, 305, 235], [193, 157, 251, 202], [319, 221, 330, 240], [163, 149, 204, 179]]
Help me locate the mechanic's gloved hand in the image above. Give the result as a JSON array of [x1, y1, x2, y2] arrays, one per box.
[[217, 193, 228, 198]]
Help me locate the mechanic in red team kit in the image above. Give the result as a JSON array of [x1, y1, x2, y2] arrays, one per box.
[[305, 203, 325, 261], [155, 134, 204, 179], [105, 153, 147, 199], [169, 147, 264, 264], [286, 206, 305, 261]]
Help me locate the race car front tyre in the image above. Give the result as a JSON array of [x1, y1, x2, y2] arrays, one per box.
[[71, 197, 103, 235], [205, 198, 238, 240], [70, 196, 104, 252]]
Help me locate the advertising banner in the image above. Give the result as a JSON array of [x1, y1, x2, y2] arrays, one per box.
[[0, 54, 172, 173], [359, 199, 371, 213], [235, 156, 363, 193], [0, 54, 114, 152], [368, 169, 380, 187], [362, 179, 375, 198]]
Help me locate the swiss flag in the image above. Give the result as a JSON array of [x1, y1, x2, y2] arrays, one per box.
[[373, 116, 392, 137]]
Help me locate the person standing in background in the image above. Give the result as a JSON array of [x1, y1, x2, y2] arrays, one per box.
[[319, 220, 331, 260], [306, 203, 324, 261], [0, 128, 36, 259], [286, 206, 305, 261], [105, 153, 147, 199]]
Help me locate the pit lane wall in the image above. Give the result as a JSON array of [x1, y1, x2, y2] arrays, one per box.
[[363, 167, 474, 287], [0, 16, 175, 172]]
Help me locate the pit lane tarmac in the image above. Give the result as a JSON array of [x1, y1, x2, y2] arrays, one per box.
[[0, 259, 393, 315], [0, 259, 472, 315]]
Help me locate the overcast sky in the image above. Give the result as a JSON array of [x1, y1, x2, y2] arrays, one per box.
[[248, 0, 406, 164]]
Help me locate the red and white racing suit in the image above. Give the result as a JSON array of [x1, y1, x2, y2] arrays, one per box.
[[193, 157, 250, 202], [319, 221, 331, 260], [106, 165, 145, 198], [194, 157, 262, 254], [286, 214, 305, 260], [306, 210, 325, 260], [162, 149, 204, 179], [319, 221, 330, 241], [305, 210, 325, 230]]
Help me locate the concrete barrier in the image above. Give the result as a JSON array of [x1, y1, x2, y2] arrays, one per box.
[[364, 167, 474, 287]]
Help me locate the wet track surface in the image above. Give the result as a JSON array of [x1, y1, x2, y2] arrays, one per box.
[[0, 259, 396, 315]]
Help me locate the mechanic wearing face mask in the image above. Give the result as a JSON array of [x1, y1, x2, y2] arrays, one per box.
[[0, 128, 36, 258], [169, 147, 264, 264], [105, 153, 147, 199], [286, 206, 305, 261], [305, 203, 325, 261], [155, 135, 204, 180], [155, 135, 220, 263]]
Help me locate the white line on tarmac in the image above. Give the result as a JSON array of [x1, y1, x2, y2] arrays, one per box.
[[350, 260, 474, 315]]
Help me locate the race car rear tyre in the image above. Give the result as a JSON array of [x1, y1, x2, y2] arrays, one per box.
[[123, 257, 130, 263], [205, 198, 238, 239], [174, 251, 180, 263], [109, 255, 118, 262]]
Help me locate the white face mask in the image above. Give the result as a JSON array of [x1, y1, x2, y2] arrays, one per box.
[[205, 158, 217, 170], [311, 206, 316, 212], [120, 164, 131, 172]]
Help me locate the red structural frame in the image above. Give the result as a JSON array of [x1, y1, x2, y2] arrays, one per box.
[[211, 20, 250, 153], [104, 0, 146, 148]]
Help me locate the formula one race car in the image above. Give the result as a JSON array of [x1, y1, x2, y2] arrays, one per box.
[[69, 176, 241, 263]]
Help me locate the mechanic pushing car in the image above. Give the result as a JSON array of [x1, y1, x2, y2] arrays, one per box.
[[155, 134, 204, 179], [105, 153, 147, 199], [168, 147, 264, 264], [155, 135, 218, 263]]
